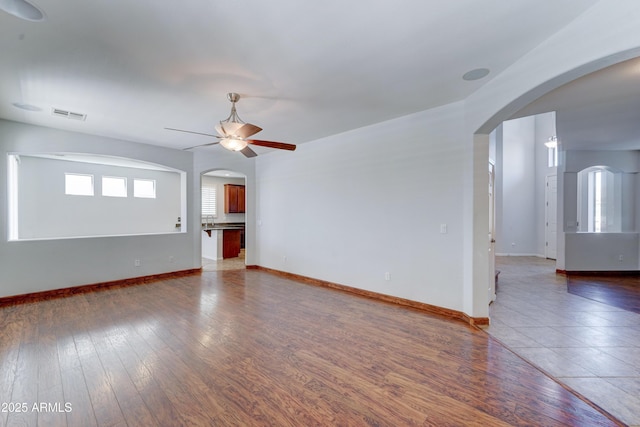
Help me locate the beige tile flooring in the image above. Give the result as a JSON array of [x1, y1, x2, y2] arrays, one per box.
[[202, 250, 246, 271], [486, 256, 640, 426]]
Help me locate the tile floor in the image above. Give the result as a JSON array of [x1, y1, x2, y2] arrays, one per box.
[[486, 256, 640, 426], [202, 251, 246, 271]]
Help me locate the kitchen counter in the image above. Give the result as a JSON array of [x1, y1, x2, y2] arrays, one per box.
[[202, 223, 245, 260], [203, 223, 245, 236]]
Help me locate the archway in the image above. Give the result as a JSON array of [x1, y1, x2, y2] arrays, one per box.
[[200, 168, 248, 270], [469, 46, 640, 319]]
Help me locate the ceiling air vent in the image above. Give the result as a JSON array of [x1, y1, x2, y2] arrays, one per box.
[[51, 108, 87, 121]]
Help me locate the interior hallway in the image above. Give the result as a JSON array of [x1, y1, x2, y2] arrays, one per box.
[[486, 256, 640, 426]]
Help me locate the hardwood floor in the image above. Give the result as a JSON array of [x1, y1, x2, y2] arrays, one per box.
[[568, 275, 640, 314], [1, 269, 622, 426]]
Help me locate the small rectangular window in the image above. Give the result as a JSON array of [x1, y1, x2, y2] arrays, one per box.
[[134, 179, 156, 198], [65, 173, 94, 196], [102, 176, 127, 197]]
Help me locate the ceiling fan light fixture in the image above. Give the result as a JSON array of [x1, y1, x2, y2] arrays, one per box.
[[167, 92, 294, 157], [218, 92, 247, 137], [219, 120, 244, 137], [220, 137, 248, 152]]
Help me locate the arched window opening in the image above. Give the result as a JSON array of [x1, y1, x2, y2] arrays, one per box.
[[577, 166, 621, 233]]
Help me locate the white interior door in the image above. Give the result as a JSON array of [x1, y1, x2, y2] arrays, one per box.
[[545, 174, 557, 260]]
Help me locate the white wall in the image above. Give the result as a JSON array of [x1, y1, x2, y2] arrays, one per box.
[[17, 155, 182, 238], [498, 117, 537, 255], [0, 119, 198, 298], [255, 102, 467, 312]]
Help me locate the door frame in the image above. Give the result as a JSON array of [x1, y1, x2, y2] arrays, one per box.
[[488, 161, 496, 302], [545, 174, 557, 260]]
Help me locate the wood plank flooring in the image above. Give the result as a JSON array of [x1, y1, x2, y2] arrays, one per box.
[[568, 275, 640, 314], [0, 269, 622, 426]]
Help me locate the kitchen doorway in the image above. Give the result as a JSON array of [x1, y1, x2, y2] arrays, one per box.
[[201, 169, 247, 271]]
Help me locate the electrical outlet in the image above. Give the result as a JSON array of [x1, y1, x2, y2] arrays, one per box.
[[169, 255, 174, 263], [385, 272, 390, 281], [134, 259, 141, 267], [619, 254, 624, 262], [283, 255, 287, 262]]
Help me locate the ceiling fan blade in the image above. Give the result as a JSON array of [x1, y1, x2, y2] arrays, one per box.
[[236, 123, 262, 139], [164, 127, 221, 138], [247, 139, 296, 151], [182, 141, 220, 150], [240, 146, 258, 158]]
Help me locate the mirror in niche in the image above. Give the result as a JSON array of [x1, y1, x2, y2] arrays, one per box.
[[576, 166, 621, 233]]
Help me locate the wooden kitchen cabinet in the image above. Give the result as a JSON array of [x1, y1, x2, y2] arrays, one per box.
[[224, 184, 245, 213], [222, 229, 242, 258]]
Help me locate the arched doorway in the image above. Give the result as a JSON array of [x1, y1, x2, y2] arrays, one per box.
[[469, 46, 640, 318], [473, 50, 640, 424], [200, 169, 248, 271]]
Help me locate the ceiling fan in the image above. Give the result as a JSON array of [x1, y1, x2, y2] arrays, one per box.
[[165, 93, 296, 158]]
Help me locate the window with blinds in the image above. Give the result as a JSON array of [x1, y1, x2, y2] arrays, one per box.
[[201, 184, 217, 218]]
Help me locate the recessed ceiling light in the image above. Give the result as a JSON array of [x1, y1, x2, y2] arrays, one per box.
[[0, 0, 45, 22], [12, 102, 42, 111], [463, 68, 490, 81]]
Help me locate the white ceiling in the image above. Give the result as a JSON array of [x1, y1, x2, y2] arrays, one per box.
[[512, 56, 640, 151], [3, 0, 629, 155]]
